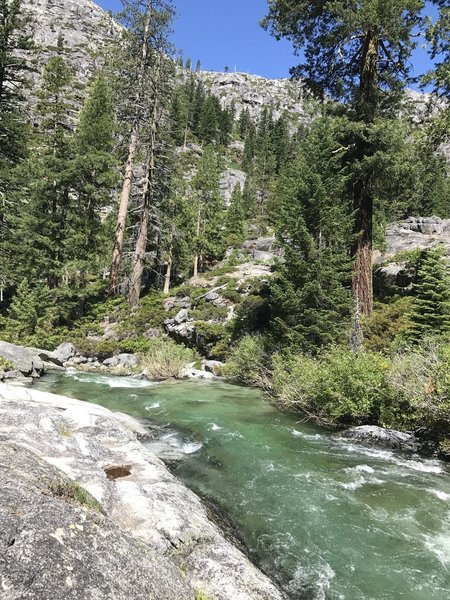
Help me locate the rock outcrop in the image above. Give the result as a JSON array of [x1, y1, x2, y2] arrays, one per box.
[[376, 217, 450, 263], [25, 0, 119, 86], [0, 341, 46, 377], [340, 425, 420, 453], [0, 383, 286, 600], [220, 168, 247, 206]]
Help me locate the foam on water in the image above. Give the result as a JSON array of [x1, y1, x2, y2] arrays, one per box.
[[208, 423, 222, 431], [161, 432, 203, 455], [429, 489, 450, 501], [340, 441, 445, 474], [292, 429, 323, 441], [424, 531, 450, 565], [66, 372, 157, 389], [145, 402, 161, 410], [345, 464, 375, 474]]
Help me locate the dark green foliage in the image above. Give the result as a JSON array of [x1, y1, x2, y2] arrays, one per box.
[[225, 186, 246, 245], [362, 297, 413, 352], [407, 249, 450, 339], [268, 117, 353, 352], [0, 0, 33, 286], [192, 145, 226, 269]]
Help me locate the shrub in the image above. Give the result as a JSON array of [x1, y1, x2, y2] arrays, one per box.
[[140, 337, 195, 380], [271, 347, 389, 425], [0, 356, 14, 372], [223, 335, 270, 387], [362, 297, 413, 352], [190, 303, 229, 322], [386, 339, 450, 434]]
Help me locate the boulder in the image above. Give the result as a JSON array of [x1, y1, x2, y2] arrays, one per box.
[[54, 342, 77, 364], [183, 366, 215, 380], [0, 341, 45, 377], [103, 353, 140, 368], [203, 360, 225, 376], [2, 370, 29, 382], [0, 442, 193, 600], [0, 383, 287, 600], [340, 425, 419, 453], [168, 308, 190, 326]]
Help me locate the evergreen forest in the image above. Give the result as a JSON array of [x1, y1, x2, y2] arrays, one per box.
[[1, 0, 450, 456]]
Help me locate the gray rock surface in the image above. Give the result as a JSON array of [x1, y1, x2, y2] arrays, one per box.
[[23, 0, 120, 88], [0, 442, 192, 600], [54, 342, 77, 364], [220, 168, 247, 206], [377, 217, 450, 263], [103, 353, 139, 368], [198, 71, 313, 126], [0, 341, 45, 377], [340, 425, 419, 453], [0, 384, 286, 600]]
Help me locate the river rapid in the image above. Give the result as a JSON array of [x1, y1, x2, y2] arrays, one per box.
[[35, 371, 450, 600]]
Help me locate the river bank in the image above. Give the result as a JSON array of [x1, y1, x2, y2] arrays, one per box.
[[0, 381, 287, 600], [34, 371, 450, 599]]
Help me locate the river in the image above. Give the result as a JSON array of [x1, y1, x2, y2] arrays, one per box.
[[35, 371, 450, 600]]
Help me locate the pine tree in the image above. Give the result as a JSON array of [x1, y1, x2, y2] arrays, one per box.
[[109, 0, 158, 294], [263, 0, 425, 315], [226, 186, 245, 245], [192, 145, 225, 276], [408, 249, 450, 339], [0, 0, 33, 289], [269, 117, 353, 352], [69, 71, 118, 282], [12, 37, 75, 288]]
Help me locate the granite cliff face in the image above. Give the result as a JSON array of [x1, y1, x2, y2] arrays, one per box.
[[24, 0, 314, 124], [25, 0, 118, 85]]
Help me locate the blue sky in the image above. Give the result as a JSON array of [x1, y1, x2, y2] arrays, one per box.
[[97, 0, 438, 81]]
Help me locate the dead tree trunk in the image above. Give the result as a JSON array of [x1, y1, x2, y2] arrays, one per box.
[[128, 57, 160, 307], [109, 5, 152, 296]]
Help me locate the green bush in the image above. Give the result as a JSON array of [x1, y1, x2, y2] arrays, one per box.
[[0, 356, 14, 372], [190, 303, 229, 322], [362, 297, 413, 352], [223, 335, 270, 387], [272, 347, 389, 425], [140, 337, 195, 380], [117, 291, 176, 335]]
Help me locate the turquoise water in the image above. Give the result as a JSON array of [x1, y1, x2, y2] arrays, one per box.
[[35, 371, 450, 599]]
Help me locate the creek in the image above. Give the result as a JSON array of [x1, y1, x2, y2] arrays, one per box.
[[35, 371, 450, 599]]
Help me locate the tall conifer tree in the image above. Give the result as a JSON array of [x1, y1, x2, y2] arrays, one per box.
[[263, 0, 425, 315]]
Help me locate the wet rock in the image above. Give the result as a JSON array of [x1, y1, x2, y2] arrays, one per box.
[[103, 353, 139, 368], [203, 360, 225, 376], [182, 366, 215, 380], [341, 426, 420, 453], [71, 356, 88, 365], [0, 341, 45, 377]]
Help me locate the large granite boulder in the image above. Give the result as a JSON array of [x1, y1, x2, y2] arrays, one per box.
[[0, 384, 287, 600], [103, 353, 140, 368], [0, 341, 45, 377], [340, 425, 420, 453], [0, 442, 193, 600], [54, 342, 77, 364]]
